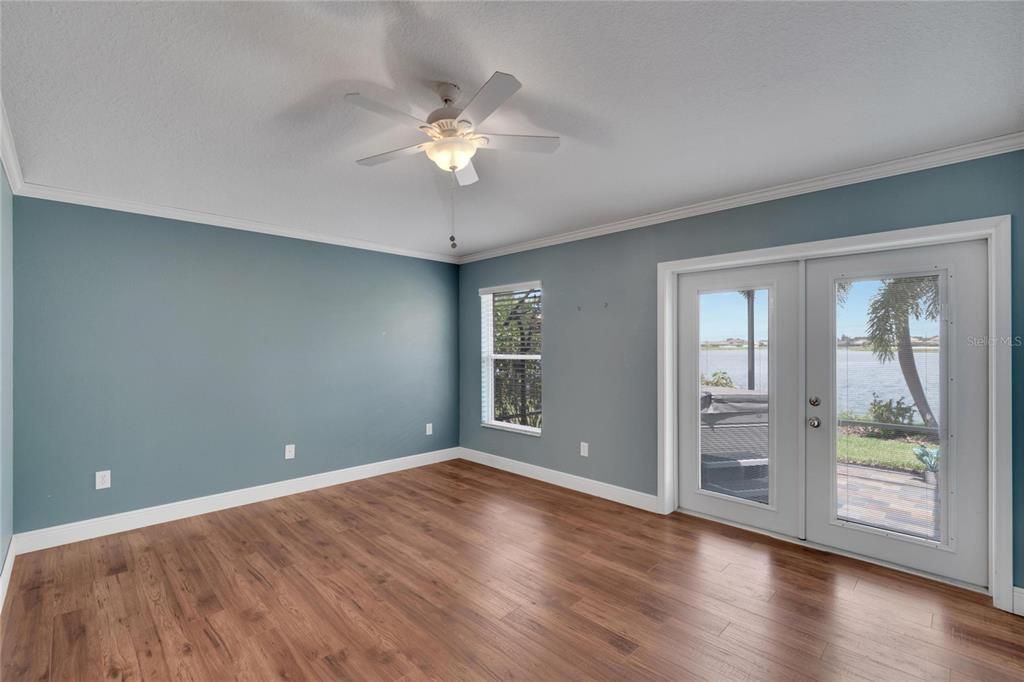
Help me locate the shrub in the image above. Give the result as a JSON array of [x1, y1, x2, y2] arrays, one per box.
[[701, 371, 735, 388], [913, 445, 940, 472], [864, 393, 916, 439]]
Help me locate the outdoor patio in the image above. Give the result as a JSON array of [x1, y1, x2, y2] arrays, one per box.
[[837, 463, 939, 540], [700, 388, 939, 541]]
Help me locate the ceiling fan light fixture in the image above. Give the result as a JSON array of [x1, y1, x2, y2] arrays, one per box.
[[425, 135, 478, 172], [348, 71, 559, 185]]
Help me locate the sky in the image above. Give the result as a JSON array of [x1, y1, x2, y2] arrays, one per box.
[[835, 279, 940, 339], [698, 279, 940, 343], [699, 289, 768, 342]]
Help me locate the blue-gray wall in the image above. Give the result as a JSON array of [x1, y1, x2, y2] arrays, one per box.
[[8, 152, 1023, 586], [0, 164, 11, 564], [458, 151, 1024, 585], [14, 198, 458, 531]]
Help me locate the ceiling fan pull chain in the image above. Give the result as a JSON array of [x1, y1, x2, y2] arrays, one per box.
[[449, 174, 458, 250]]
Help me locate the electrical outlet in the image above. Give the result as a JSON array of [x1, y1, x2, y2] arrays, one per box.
[[95, 470, 111, 490], [425, 423, 433, 435], [285, 443, 296, 460], [580, 442, 589, 458]]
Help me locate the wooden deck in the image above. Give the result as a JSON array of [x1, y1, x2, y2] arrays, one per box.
[[2, 459, 1022, 680]]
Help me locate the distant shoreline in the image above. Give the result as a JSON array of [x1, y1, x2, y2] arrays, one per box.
[[699, 345, 939, 351]]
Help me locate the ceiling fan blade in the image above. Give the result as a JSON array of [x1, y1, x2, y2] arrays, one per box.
[[476, 133, 560, 153], [457, 72, 521, 129], [454, 161, 479, 186], [345, 93, 429, 130], [355, 142, 428, 167]]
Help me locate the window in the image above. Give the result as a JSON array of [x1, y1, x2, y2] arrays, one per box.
[[481, 282, 542, 435]]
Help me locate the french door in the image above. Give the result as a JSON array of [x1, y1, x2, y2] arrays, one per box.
[[805, 240, 988, 586], [677, 240, 990, 588], [677, 262, 802, 537]]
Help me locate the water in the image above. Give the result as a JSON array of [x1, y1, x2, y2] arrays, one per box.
[[698, 348, 941, 422]]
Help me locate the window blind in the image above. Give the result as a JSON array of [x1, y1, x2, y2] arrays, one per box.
[[481, 285, 542, 432]]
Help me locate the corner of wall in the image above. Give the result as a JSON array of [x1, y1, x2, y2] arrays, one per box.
[[0, 160, 12, 567]]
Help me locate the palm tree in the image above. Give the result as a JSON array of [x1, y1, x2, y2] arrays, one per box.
[[740, 289, 755, 390], [838, 277, 939, 427]]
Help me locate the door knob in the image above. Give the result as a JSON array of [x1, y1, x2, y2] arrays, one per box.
[[808, 396, 821, 407], [808, 417, 822, 428]]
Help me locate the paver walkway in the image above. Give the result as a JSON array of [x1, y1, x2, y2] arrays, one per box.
[[838, 463, 939, 540]]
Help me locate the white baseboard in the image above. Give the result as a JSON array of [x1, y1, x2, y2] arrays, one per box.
[[674, 507, 996, 598], [11, 444, 1014, 617], [0, 541, 14, 615], [456, 447, 661, 513], [13, 448, 461, 554]]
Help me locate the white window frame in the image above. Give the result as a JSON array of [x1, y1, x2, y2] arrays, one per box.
[[480, 281, 543, 436]]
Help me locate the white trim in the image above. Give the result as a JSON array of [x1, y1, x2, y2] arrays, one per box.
[[13, 448, 460, 554], [459, 131, 1024, 263], [0, 97, 24, 193], [0, 92, 450, 263], [796, 259, 808, 539], [481, 421, 542, 437], [656, 215, 1014, 611], [989, 220, 1015, 612], [14, 181, 457, 263], [481, 292, 495, 425], [0, 540, 14, 617], [457, 447, 660, 513], [478, 280, 542, 296], [675, 507, 991, 597], [1, 92, 1020, 268], [1013, 587, 1024, 617], [656, 255, 677, 514], [656, 217, 1008, 275]]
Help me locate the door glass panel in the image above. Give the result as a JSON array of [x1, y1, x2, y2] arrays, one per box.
[[834, 275, 942, 541], [698, 289, 770, 504]]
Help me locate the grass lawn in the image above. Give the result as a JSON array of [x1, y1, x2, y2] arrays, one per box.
[[837, 432, 927, 473]]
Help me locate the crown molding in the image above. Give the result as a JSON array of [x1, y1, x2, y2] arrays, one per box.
[[3, 87, 1020, 267], [14, 181, 458, 263], [457, 131, 1024, 263], [0, 98, 456, 263], [0, 96, 25, 193]]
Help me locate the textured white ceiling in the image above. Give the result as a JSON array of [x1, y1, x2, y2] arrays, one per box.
[[2, 2, 1022, 259]]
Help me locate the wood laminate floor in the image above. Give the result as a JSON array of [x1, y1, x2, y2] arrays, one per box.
[[2, 459, 1023, 681]]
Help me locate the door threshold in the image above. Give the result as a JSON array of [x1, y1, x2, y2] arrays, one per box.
[[674, 507, 990, 597]]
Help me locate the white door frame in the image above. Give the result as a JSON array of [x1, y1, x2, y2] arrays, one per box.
[[656, 215, 1013, 611]]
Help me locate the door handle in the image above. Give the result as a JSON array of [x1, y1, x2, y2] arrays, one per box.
[[807, 417, 822, 428]]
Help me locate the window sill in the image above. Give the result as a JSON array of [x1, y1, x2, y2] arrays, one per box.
[[481, 421, 542, 437]]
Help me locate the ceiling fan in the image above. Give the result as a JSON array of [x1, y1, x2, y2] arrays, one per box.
[[345, 72, 560, 186]]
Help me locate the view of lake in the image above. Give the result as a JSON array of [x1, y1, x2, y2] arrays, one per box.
[[698, 347, 941, 422]]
